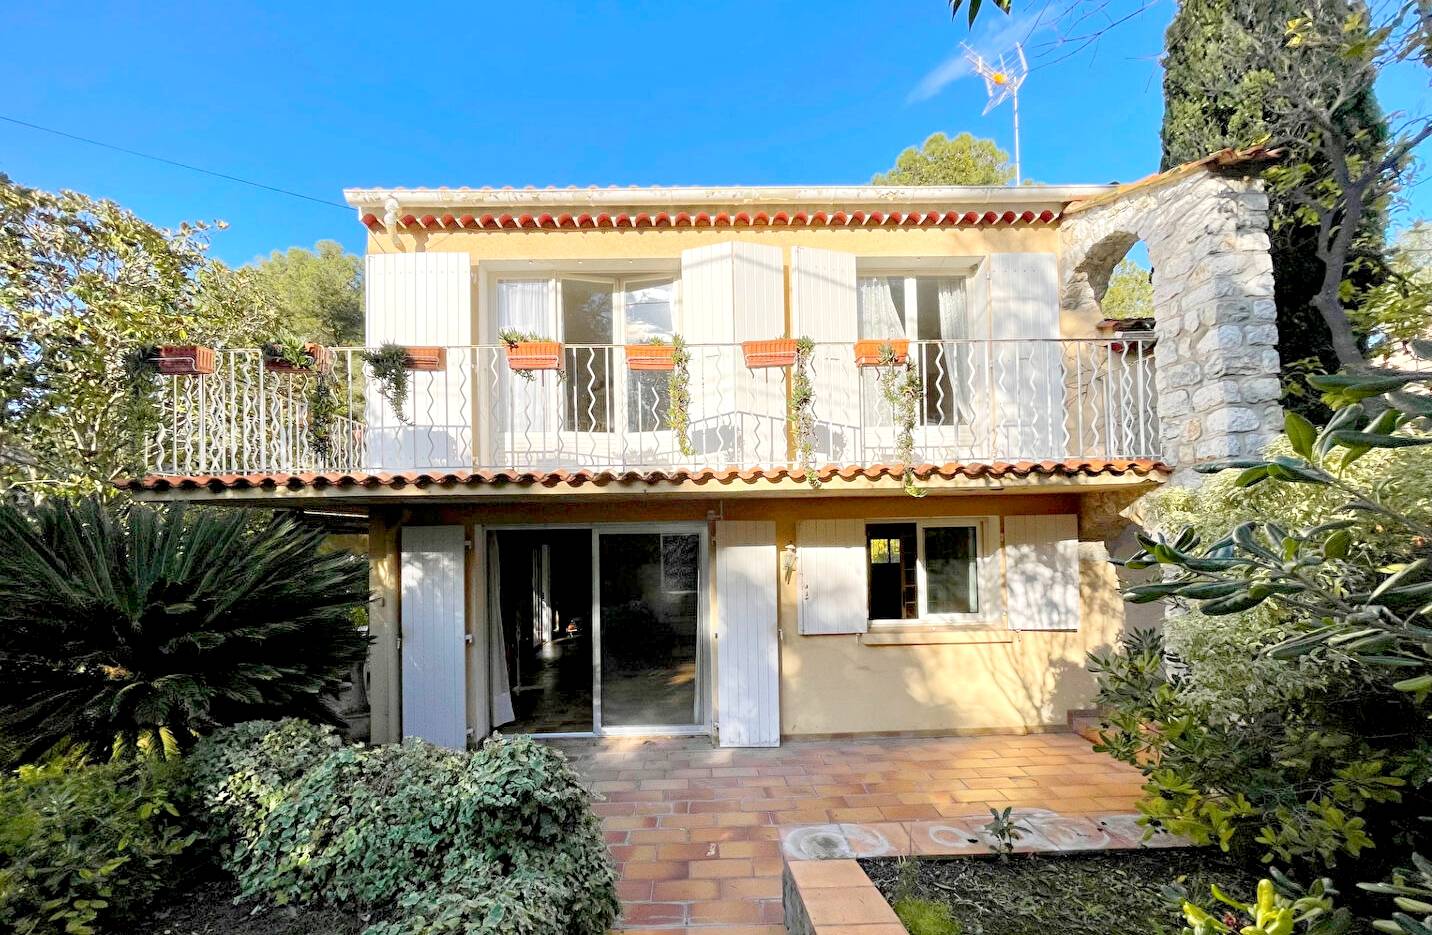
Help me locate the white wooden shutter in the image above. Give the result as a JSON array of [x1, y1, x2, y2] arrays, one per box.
[[791, 247, 859, 465], [400, 525, 468, 748], [715, 521, 780, 747], [797, 519, 869, 635], [1004, 514, 1080, 631], [987, 253, 1065, 458], [680, 242, 785, 465], [365, 253, 473, 470]]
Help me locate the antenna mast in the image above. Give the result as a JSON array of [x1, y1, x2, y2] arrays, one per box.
[[963, 42, 1029, 184]]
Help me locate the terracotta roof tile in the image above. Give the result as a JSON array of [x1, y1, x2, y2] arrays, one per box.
[[119, 458, 1170, 494], [359, 208, 1060, 233]]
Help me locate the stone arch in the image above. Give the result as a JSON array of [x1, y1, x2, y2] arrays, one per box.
[[1060, 167, 1283, 478]]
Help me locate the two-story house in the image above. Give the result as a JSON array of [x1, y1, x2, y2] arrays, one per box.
[[124, 148, 1284, 749]]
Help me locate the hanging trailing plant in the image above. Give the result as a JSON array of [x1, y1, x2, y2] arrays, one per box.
[[120, 345, 162, 473], [362, 342, 411, 424], [307, 372, 343, 461], [789, 336, 819, 488], [876, 342, 926, 497], [666, 336, 693, 457]]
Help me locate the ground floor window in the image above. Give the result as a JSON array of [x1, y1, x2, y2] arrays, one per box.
[[866, 519, 988, 625]]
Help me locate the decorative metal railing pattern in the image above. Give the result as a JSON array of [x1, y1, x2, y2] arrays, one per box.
[[147, 338, 1158, 476]]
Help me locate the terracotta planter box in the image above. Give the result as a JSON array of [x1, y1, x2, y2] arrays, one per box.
[[155, 345, 216, 376], [854, 338, 910, 367], [1096, 318, 1156, 354], [505, 341, 564, 372], [402, 346, 447, 371], [625, 343, 676, 371], [264, 342, 333, 374], [742, 338, 798, 369]]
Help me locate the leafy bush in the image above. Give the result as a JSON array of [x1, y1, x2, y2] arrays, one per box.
[[187, 722, 618, 935], [0, 497, 371, 764], [0, 755, 195, 935], [185, 717, 341, 862], [1090, 364, 1432, 873], [894, 896, 964, 935]]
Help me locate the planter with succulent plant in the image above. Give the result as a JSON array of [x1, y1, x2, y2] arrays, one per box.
[[789, 336, 819, 488], [742, 338, 798, 369], [152, 345, 217, 376], [262, 335, 332, 374], [854, 338, 909, 367], [876, 343, 926, 497], [499, 329, 563, 379], [626, 337, 677, 371]]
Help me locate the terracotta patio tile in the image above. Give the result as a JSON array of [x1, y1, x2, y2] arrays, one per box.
[[623, 861, 689, 881], [619, 902, 687, 926], [722, 876, 783, 899], [651, 878, 720, 900], [687, 899, 764, 924], [787, 858, 871, 888], [688, 858, 754, 878], [805, 887, 901, 926]]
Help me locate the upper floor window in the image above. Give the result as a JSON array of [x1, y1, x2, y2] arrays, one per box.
[[857, 274, 973, 426], [495, 275, 679, 433]]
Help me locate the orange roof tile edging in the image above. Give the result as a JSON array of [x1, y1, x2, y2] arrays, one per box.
[[120, 458, 1170, 494]]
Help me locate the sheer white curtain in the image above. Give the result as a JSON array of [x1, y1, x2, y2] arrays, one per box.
[[487, 535, 515, 729], [857, 277, 904, 338], [936, 278, 975, 423], [496, 279, 555, 439]]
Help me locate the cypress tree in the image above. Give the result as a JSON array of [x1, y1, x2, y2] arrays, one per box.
[[1160, 0, 1386, 403]]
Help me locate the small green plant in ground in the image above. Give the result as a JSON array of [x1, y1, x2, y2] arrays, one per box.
[[984, 806, 1029, 858], [0, 498, 370, 765], [0, 754, 196, 935], [895, 896, 965, 935], [362, 342, 412, 423]]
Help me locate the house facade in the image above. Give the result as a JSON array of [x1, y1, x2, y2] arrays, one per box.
[[125, 149, 1283, 748]]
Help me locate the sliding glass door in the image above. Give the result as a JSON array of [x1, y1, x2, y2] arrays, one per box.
[[595, 527, 705, 733]]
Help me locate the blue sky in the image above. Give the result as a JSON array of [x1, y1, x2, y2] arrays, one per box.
[[3, 1, 1427, 266]]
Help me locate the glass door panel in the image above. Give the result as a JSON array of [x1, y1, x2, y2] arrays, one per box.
[[622, 280, 675, 433], [597, 531, 701, 729], [561, 278, 614, 432]]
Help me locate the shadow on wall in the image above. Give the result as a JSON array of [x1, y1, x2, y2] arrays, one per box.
[[780, 520, 1156, 735]]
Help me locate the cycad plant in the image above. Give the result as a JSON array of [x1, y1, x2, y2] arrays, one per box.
[[0, 498, 370, 764]]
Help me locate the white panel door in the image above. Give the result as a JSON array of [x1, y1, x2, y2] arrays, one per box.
[[1004, 514, 1080, 631], [796, 519, 869, 635], [400, 525, 468, 748], [715, 521, 780, 747], [791, 247, 859, 465], [988, 253, 1065, 458], [731, 243, 788, 467], [365, 253, 474, 470]]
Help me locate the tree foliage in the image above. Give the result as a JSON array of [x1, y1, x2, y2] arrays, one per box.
[[1102, 258, 1155, 320], [1162, 0, 1392, 400], [0, 498, 370, 765], [1354, 223, 1432, 364], [872, 132, 1016, 186], [249, 240, 363, 347], [1090, 346, 1432, 875], [0, 175, 282, 497]]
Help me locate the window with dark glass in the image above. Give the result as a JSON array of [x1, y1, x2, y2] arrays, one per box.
[[867, 523, 918, 620]]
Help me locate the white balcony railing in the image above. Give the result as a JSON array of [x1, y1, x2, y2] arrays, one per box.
[[147, 338, 1159, 477]]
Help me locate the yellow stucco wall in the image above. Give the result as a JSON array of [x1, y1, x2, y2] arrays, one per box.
[[363, 225, 1092, 340], [389, 490, 1133, 740]]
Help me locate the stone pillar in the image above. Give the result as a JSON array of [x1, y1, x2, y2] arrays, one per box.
[[1061, 169, 1282, 483]]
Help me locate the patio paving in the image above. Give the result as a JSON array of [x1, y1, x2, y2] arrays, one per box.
[[546, 731, 1150, 934]]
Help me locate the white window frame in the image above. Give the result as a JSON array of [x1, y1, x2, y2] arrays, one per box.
[[854, 270, 975, 341], [866, 515, 1001, 629]]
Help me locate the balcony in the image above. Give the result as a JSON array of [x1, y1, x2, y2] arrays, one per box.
[[145, 338, 1159, 479]]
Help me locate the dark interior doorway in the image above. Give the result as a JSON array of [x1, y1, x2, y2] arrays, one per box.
[[495, 529, 593, 734]]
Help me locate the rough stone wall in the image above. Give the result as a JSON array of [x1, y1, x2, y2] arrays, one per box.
[[1060, 170, 1282, 482]]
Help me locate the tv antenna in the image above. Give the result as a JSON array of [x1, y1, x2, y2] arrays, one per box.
[[963, 42, 1029, 183]]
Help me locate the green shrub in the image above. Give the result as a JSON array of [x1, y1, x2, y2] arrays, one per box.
[[185, 717, 341, 861], [0, 755, 195, 935], [187, 723, 618, 935], [1091, 369, 1432, 875], [0, 497, 371, 764]]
